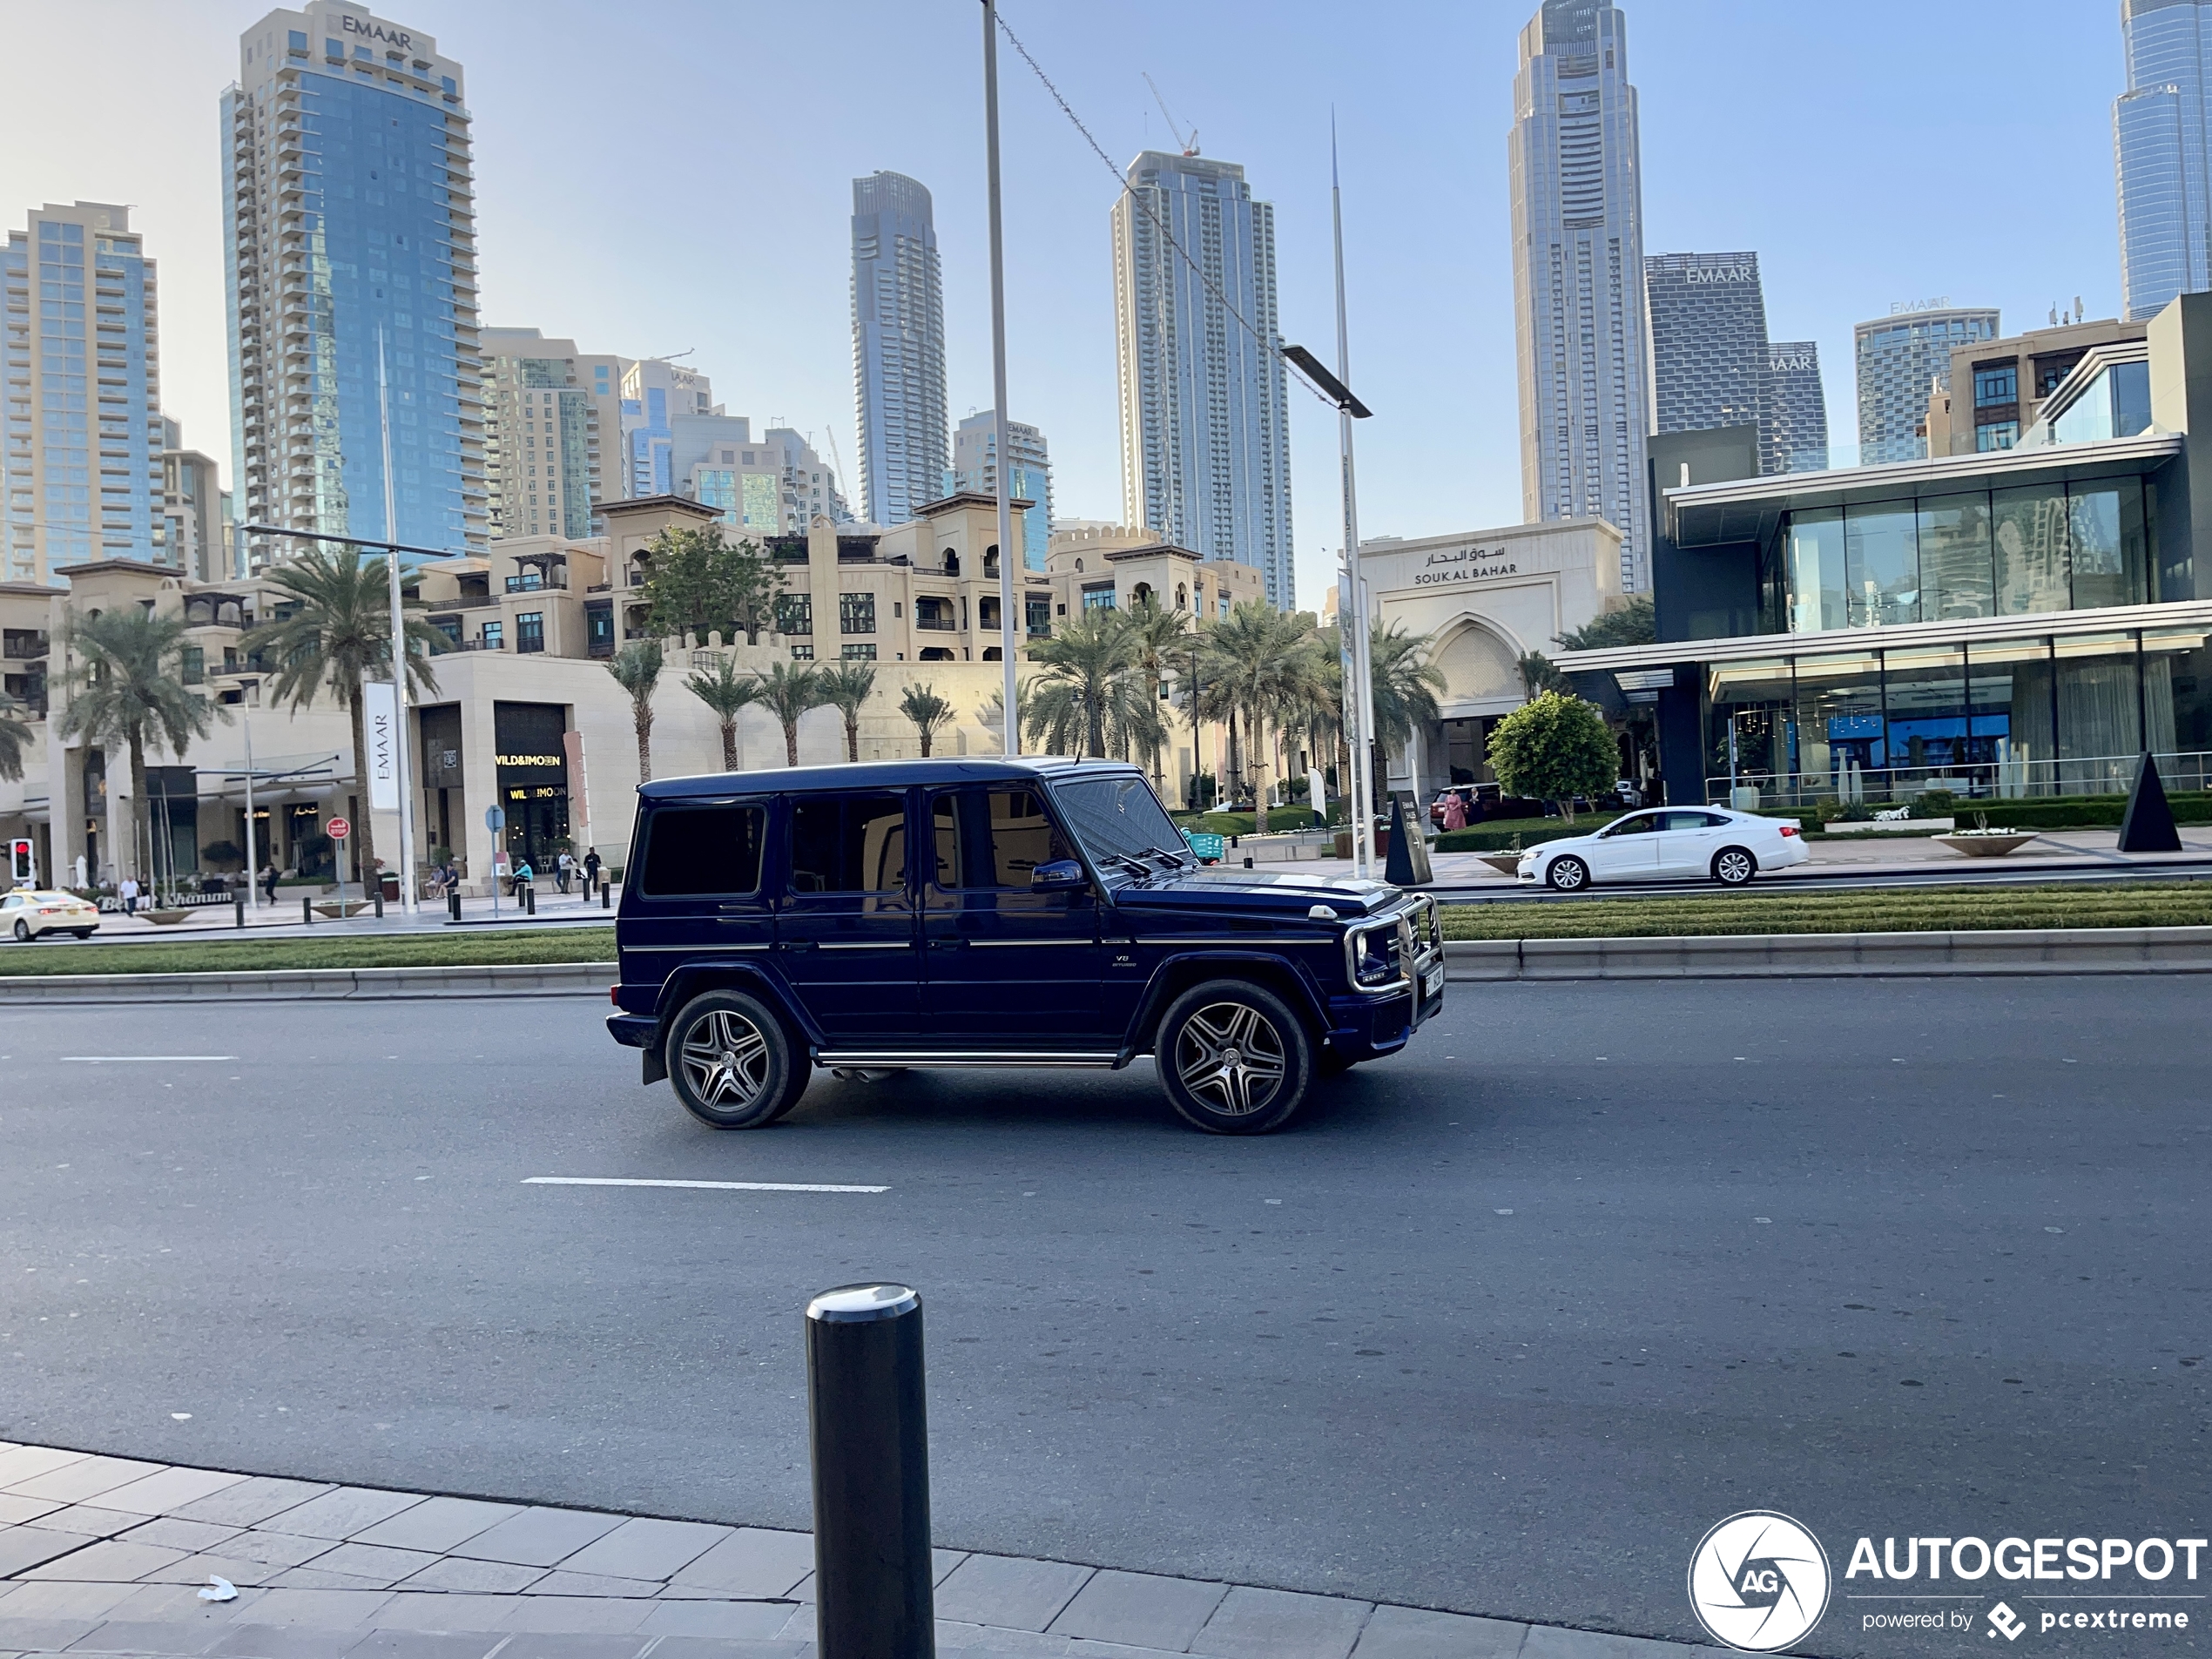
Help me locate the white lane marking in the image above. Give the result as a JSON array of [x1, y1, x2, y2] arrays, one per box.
[[523, 1176, 888, 1194], [62, 1055, 240, 1063]]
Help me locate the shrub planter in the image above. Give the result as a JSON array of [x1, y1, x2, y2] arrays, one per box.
[[1934, 832, 2037, 859], [141, 908, 192, 927], [312, 900, 373, 918], [1474, 853, 1524, 878]]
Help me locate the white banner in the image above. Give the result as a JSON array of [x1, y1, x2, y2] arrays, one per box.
[[362, 678, 401, 813]]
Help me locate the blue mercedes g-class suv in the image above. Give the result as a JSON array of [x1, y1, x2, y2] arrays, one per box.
[[605, 758, 1442, 1135]]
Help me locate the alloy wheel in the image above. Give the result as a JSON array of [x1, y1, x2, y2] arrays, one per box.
[[1177, 1001, 1288, 1117], [1716, 849, 1755, 885], [678, 1008, 772, 1109]]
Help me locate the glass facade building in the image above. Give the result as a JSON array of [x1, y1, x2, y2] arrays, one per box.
[[1853, 306, 2000, 466], [1111, 152, 1294, 606], [946, 410, 1052, 571], [1561, 293, 2212, 807], [225, 6, 482, 571], [1764, 342, 1829, 474], [851, 172, 948, 529], [481, 329, 601, 543], [2114, 0, 2212, 322], [3, 203, 166, 583], [1511, 0, 1652, 590]]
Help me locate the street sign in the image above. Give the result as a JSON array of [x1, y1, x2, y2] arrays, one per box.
[[484, 805, 507, 832], [327, 817, 351, 840]]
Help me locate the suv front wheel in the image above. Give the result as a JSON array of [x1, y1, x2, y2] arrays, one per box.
[[666, 989, 808, 1130], [1157, 980, 1313, 1135]]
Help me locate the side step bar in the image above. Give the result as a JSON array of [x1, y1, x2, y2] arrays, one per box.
[[815, 1049, 1123, 1069]]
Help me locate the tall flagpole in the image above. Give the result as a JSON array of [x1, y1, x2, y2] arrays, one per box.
[[1332, 118, 1379, 879], [377, 331, 420, 914], [982, 0, 1019, 755]]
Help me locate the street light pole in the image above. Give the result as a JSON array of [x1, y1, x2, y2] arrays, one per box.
[[982, 0, 1019, 757], [376, 331, 420, 915], [1331, 127, 1379, 880]]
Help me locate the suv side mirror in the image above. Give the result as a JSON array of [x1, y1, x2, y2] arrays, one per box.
[[1031, 859, 1086, 891]]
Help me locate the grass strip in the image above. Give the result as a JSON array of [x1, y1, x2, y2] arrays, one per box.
[[1438, 882, 2212, 941], [0, 927, 615, 978]]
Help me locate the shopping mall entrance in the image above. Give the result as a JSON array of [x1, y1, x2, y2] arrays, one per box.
[[493, 702, 571, 873]]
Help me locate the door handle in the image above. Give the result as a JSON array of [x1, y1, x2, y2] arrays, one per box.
[[782, 939, 816, 952], [928, 936, 966, 950]]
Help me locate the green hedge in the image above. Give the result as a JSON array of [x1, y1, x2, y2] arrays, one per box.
[[1173, 806, 1327, 836]]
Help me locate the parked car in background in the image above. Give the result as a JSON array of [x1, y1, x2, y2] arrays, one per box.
[[1, 888, 100, 941], [1515, 807, 1807, 890]]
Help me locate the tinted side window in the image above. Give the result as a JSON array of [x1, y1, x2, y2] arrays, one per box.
[[640, 806, 766, 897], [1605, 813, 1658, 836], [929, 788, 1073, 889], [789, 792, 907, 894]]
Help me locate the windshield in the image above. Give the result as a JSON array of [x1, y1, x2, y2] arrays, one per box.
[[1049, 774, 1190, 873]]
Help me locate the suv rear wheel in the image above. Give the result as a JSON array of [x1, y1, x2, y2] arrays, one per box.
[[666, 989, 807, 1130], [1157, 980, 1312, 1135]]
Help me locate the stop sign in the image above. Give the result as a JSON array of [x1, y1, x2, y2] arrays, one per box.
[[327, 816, 351, 840]]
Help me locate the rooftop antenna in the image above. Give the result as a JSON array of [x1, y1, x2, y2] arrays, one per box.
[[1143, 72, 1198, 156]]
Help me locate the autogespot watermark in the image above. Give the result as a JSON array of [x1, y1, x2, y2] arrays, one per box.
[[1689, 1516, 2208, 1649]]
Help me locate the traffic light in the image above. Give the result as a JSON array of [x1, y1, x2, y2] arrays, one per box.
[[6, 838, 31, 887]]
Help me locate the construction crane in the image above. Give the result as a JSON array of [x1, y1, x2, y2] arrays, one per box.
[[1143, 73, 1198, 157]]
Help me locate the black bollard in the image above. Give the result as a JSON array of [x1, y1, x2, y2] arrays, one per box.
[[373, 889, 384, 919], [448, 886, 462, 922], [523, 882, 536, 915], [806, 1284, 934, 1659], [233, 893, 245, 929], [303, 895, 313, 925], [601, 879, 610, 910]]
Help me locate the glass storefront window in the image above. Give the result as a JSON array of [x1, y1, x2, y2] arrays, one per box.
[[1706, 658, 1794, 790], [1791, 649, 1884, 793], [2067, 479, 2150, 610], [1881, 644, 1970, 777], [1966, 637, 2053, 792], [2054, 631, 2141, 790], [1992, 484, 2071, 616], [2143, 626, 2212, 788], [1786, 508, 1845, 633], [1844, 503, 1919, 627], [1916, 493, 1993, 622]]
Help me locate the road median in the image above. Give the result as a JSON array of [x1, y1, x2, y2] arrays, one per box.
[[1446, 924, 2212, 980], [0, 960, 615, 1003]]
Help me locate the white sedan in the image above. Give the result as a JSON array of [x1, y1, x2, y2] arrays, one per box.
[[1516, 806, 1809, 890], [1, 887, 101, 941]]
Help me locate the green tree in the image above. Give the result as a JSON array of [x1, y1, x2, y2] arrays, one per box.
[[1366, 622, 1446, 757], [1554, 593, 1656, 652], [684, 654, 759, 772], [1487, 691, 1617, 822], [1123, 597, 1190, 792], [974, 678, 1035, 752], [57, 606, 223, 887], [240, 545, 441, 885], [639, 523, 784, 645], [900, 682, 954, 757], [816, 660, 878, 762], [1517, 650, 1568, 698], [1197, 603, 1327, 831], [0, 692, 30, 783], [751, 659, 826, 767], [607, 642, 664, 782], [1026, 608, 1138, 758]]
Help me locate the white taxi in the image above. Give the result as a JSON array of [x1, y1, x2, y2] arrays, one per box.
[[2, 887, 101, 941], [1516, 807, 1810, 890]]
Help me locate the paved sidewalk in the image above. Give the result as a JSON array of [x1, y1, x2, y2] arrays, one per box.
[[0, 1444, 1705, 1659]]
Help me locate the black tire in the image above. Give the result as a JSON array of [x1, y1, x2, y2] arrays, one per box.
[[1546, 854, 1589, 891], [664, 989, 808, 1130], [72, 930, 94, 940], [13, 919, 30, 942], [1157, 979, 1313, 1135], [1711, 846, 1757, 887]]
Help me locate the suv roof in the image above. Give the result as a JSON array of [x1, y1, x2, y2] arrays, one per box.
[[637, 756, 1143, 801]]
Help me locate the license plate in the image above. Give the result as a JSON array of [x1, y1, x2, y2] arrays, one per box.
[[1420, 964, 1442, 1000]]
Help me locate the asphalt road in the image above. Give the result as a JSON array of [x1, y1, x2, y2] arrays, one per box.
[[1, 981, 2206, 1656], [1426, 853, 2212, 905]]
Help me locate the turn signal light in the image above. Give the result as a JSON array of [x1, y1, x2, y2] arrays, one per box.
[[609, 985, 620, 1005]]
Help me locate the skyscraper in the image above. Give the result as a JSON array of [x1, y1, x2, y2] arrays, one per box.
[[1645, 252, 1768, 438], [225, 5, 482, 572], [1853, 304, 1999, 465], [1110, 151, 1293, 604], [2114, 0, 2212, 321], [1510, 0, 1653, 590], [160, 415, 230, 582], [850, 172, 947, 527], [948, 410, 1052, 570], [481, 329, 602, 543], [617, 358, 715, 499], [3, 203, 165, 583], [1763, 341, 1829, 474]]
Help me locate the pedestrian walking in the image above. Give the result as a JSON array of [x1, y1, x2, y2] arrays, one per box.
[[583, 847, 602, 892], [260, 861, 280, 905], [119, 874, 139, 915], [1441, 792, 1467, 833], [556, 849, 574, 895]]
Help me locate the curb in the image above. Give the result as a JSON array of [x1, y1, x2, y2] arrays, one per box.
[[0, 961, 617, 1004], [1444, 924, 2212, 980]]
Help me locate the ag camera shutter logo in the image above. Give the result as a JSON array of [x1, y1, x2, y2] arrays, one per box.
[[1688, 1511, 1832, 1651]]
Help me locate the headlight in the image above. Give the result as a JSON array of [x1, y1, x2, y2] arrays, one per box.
[[1347, 921, 1400, 988]]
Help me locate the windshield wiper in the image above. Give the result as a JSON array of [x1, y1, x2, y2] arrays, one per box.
[[1140, 844, 1190, 869], [1099, 852, 1154, 880]]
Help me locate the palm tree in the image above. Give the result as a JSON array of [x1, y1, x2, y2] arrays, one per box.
[[1026, 608, 1137, 758], [0, 693, 30, 783], [607, 642, 664, 782], [974, 678, 1035, 752], [1123, 597, 1189, 792], [57, 605, 222, 888], [750, 659, 826, 767], [685, 654, 758, 772], [1195, 602, 1318, 832], [816, 661, 878, 762], [242, 544, 442, 884], [1369, 622, 1446, 757], [900, 682, 954, 757]]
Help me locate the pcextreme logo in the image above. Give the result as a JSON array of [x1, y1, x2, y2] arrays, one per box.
[[1689, 1511, 1833, 1651]]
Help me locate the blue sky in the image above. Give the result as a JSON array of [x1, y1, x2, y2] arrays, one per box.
[[3, 1, 2126, 606]]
